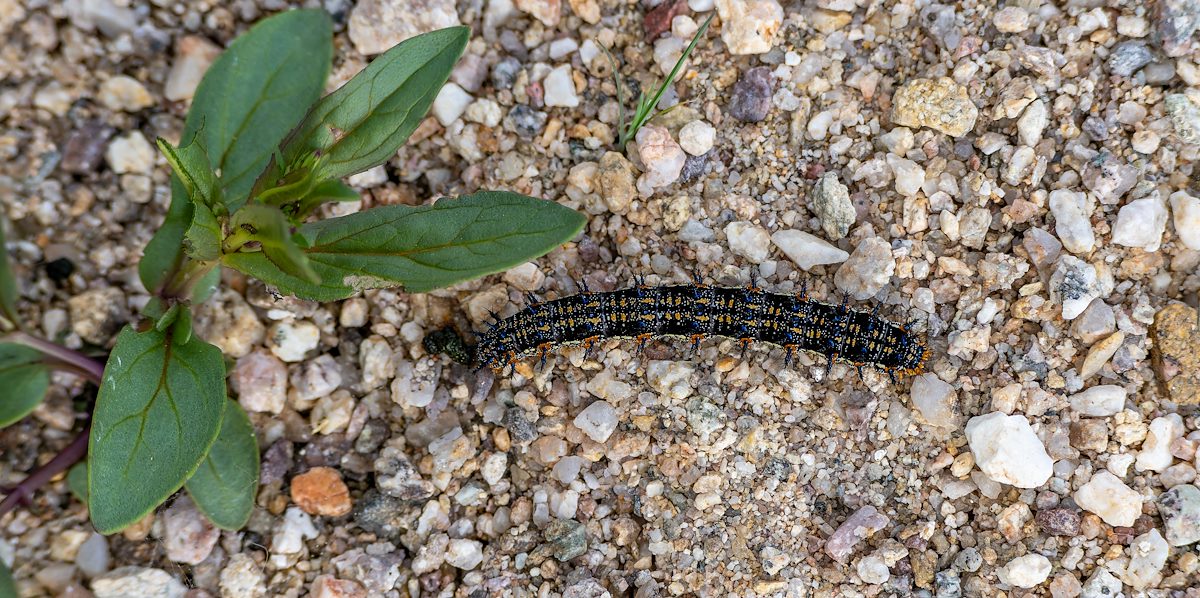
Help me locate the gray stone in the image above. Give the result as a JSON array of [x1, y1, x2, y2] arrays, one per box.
[[728, 67, 773, 122], [810, 173, 855, 240], [1159, 484, 1200, 546], [1107, 41, 1153, 77]]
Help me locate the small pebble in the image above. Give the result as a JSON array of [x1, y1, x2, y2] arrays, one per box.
[[998, 554, 1051, 589], [1074, 471, 1142, 527], [910, 373, 958, 428], [770, 229, 848, 271], [824, 505, 889, 562], [105, 131, 156, 175], [715, 0, 783, 55], [1111, 195, 1168, 251], [543, 64, 579, 108], [728, 66, 773, 122], [834, 237, 896, 300], [1169, 191, 1200, 250], [267, 320, 320, 362], [165, 35, 221, 102], [1107, 41, 1153, 77], [91, 567, 188, 598], [724, 221, 771, 264], [445, 539, 484, 570], [432, 82, 473, 126], [291, 467, 353, 517], [678, 120, 716, 156], [890, 77, 978, 137], [98, 76, 154, 112], [1158, 484, 1200, 546], [347, 0, 459, 56], [810, 173, 855, 240], [965, 412, 1054, 488], [231, 350, 288, 414], [634, 125, 685, 194], [1068, 385, 1126, 417], [574, 400, 618, 443], [1123, 529, 1168, 589]]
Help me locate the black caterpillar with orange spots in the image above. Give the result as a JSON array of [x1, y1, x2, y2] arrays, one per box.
[[471, 279, 931, 383]]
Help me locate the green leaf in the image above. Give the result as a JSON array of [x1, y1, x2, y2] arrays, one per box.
[[229, 204, 319, 283], [0, 560, 15, 598], [68, 461, 88, 503], [294, 179, 360, 220], [139, 9, 332, 293], [0, 219, 18, 328], [88, 326, 226, 534], [184, 202, 222, 261], [157, 135, 222, 261], [138, 182, 193, 295], [190, 10, 332, 207], [185, 400, 259, 530], [156, 135, 221, 210], [223, 191, 586, 301], [0, 343, 50, 428], [260, 26, 467, 188]]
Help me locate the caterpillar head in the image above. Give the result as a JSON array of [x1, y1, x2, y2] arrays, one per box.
[[898, 333, 932, 376]]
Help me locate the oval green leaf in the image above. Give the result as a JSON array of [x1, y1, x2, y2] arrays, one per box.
[[0, 343, 50, 429], [139, 9, 332, 292], [88, 326, 226, 534], [68, 461, 88, 503], [185, 400, 259, 530], [0, 560, 15, 598], [223, 191, 587, 301], [261, 26, 468, 188], [0, 219, 18, 328]]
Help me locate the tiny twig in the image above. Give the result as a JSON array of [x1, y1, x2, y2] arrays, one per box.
[[0, 423, 90, 518]]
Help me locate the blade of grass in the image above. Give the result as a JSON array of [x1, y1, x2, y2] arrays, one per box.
[[615, 13, 714, 148]]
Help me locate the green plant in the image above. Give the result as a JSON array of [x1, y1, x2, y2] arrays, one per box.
[[0, 9, 584, 536], [608, 13, 714, 148], [0, 560, 14, 597]]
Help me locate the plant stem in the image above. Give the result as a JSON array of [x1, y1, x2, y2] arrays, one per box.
[[161, 258, 216, 301], [0, 423, 90, 518], [3, 332, 104, 384]]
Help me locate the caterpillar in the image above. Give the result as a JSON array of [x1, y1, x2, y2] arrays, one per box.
[[469, 279, 931, 383]]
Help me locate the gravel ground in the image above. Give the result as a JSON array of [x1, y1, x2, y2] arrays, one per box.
[[3, 0, 1200, 596]]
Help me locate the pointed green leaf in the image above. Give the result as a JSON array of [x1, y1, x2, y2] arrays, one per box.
[[156, 136, 220, 209], [157, 135, 223, 262], [0, 560, 15, 598], [68, 461, 88, 503], [230, 204, 319, 283], [190, 10, 332, 208], [223, 191, 586, 301], [0, 343, 50, 429], [184, 202, 222, 261], [186, 400, 259, 530], [139, 9, 332, 292], [0, 220, 18, 328], [88, 326, 226, 534], [138, 181, 193, 295], [258, 26, 467, 190]]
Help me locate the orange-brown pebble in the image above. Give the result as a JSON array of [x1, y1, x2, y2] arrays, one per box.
[[290, 467, 352, 517], [311, 575, 367, 598]]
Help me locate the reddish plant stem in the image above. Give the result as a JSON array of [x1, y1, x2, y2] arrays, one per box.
[[4, 331, 104, 384], [0, 423, 90, 518]]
